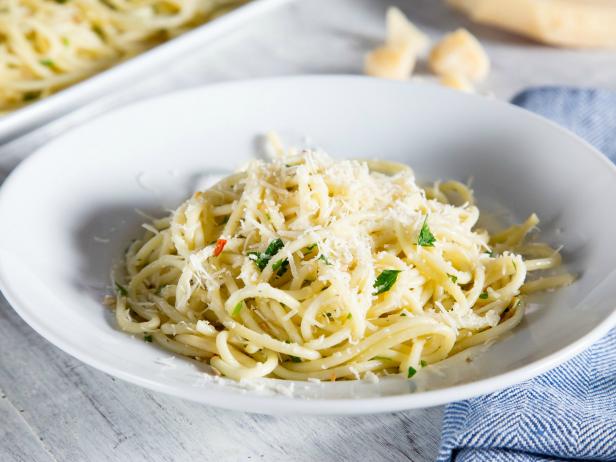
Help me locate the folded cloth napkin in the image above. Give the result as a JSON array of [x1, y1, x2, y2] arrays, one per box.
[[437, 87, 616, 462]]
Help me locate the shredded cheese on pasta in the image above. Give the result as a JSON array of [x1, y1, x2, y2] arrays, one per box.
[[0, 0, 245, 113], [114, 140, 572, 381]]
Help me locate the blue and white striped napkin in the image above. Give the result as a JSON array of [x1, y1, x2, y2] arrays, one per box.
[[438, 87, 616, 462]]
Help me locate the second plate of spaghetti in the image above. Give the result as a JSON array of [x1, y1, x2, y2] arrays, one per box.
[[1, 77, 615, 414]]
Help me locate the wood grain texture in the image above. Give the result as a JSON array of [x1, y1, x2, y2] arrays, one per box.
[[2, 0, 616, 461], [0, 389, 54, 462]]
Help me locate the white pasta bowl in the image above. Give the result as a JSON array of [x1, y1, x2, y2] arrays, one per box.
[[0, 76, 615, 415]]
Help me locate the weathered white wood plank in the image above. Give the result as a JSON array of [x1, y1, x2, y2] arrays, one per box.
[[0, 296, 441, 461], [0, 391, 53, 462]]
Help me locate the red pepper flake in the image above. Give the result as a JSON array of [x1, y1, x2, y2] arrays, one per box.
[[213, 239, 227, 257]]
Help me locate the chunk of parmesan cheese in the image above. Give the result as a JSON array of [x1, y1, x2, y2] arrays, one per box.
[[386, 7, 430, 55], [364, 44, 416, 80], [429, 28, 490, 82], [448, 0, 616, 48], [364, 7, 428, 80]]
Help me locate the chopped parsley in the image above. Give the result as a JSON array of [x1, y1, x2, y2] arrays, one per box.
[[39, 59, 54, 67], [272, 258, 289, 276], [232, 301, 243, 317], [143, 334, 153, 343], [372, 356, 390, 361], [479, 291, 489, 299], [373, 269, 401, 295], [347, 313, 352, 320], [400, 312, 407, 317], [55, 0, 69, 3], [248, 238, 284, 270], [264, 238, 284, 256], [318, 254, 331, 265], [420, 360, 428, 368], [407, 366, 417, 378], [417, 217, 436, 247], [114, 282, 128, 296], [306, 243, 318, 252], [448, 274, 458, 283], [290, 356, 301, 363], [485, 250, 495, 257], [62, 37, 70, 46]]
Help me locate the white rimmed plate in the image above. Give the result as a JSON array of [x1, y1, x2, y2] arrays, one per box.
[[1, 76, 615, 415]]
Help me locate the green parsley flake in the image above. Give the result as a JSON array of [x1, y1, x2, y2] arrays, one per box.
[[479, 292, 489, 299], [400, 312, 407, 317], [407, 366, 417, 378], [114, 282, 128, 296], [417, 217, 436, 247], [62, 37, 70, 46], [232, 301, 243, 317], [272, 258, 289, 276], [373, 269, 401, 295], [318, 254, 331, 265], [248, 238, 284, 270], [448, 274, 458, 283], [144, 334, 153, 343], [372, 356, 390, 361], [290, 356, 301, 363], [40, 59, 54, 67], [347, 313, 352, 320], [265, 238, 284, 255], [420, 360, 428, 368]]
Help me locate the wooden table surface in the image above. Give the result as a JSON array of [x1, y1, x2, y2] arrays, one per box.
[[2, 1, 616, 461]]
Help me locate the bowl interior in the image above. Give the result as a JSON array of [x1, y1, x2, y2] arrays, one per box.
[[1, 77, 615, 414]]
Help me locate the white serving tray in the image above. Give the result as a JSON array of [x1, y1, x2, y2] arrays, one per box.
[[0, 0, 290, 141]]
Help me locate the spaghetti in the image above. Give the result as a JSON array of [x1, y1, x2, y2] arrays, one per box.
[[113, 139, 573, 381], [0, 0, 245, 113]]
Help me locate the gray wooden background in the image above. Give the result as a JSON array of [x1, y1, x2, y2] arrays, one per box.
[[2, 1, 616, 460]]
